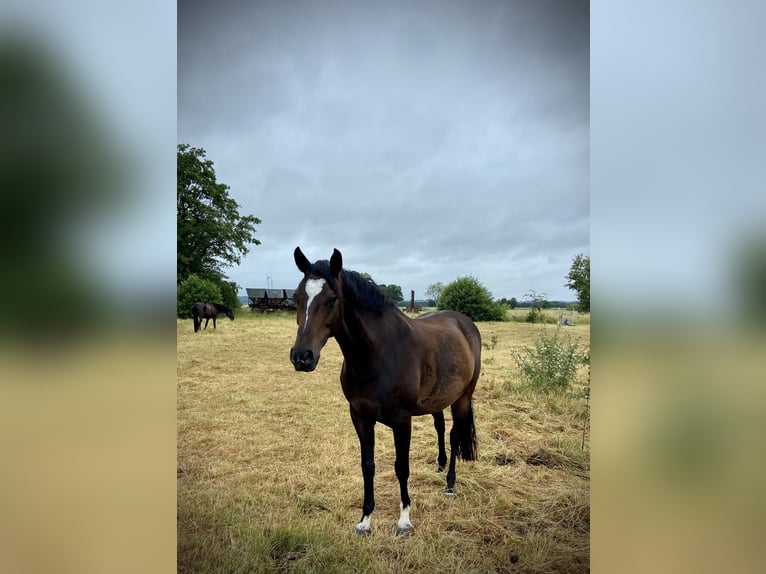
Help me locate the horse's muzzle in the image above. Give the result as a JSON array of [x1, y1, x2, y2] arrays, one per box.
[[290, 347, 317, 372]]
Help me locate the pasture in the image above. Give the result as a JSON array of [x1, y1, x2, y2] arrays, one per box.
[[506, 307, 590, 325], [178, 310, 590, 573]]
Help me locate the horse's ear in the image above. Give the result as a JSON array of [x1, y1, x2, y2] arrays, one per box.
[[330, 248, 343, 278], [294, 247, 311, 273]]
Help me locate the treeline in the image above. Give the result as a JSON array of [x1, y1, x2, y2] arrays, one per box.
[[394, 298, 577, 310], [396, 299, 437, 308], [497, 298, 577, 309]]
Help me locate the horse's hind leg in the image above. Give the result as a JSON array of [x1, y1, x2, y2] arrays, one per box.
[[445, 397, 478, 498], [432, 411, 447, 473], [204, 318, 209, 330], [445, 422, 459, 498]]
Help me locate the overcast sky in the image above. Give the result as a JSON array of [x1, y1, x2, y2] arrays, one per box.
[[178, 0, 589, 302]]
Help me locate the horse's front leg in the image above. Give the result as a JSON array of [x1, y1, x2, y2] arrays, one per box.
[[432, 411, 448, 473], [350, 406, 375, 536], [392, 415, 413, 537]]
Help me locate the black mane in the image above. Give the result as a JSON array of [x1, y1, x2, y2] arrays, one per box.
[[306, 260, 395, 314]]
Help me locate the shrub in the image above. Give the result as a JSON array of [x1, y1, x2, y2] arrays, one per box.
[[438, 276, 507, 322], [525, 307, 543, 323], [218, 280, 240, 310], [177, 275, 222, 318], [527, 309, 560, 324], [512, 327, 582, 393]]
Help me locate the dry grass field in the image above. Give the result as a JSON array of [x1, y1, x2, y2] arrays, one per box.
[[505, 307, 590, 325], [178, 310, 590, 573]]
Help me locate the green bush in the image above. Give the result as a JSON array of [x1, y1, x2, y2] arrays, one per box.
[[525, 307, 543, 323], [512, 327, 582, 393], [437, 276, 507, 322], [218, 279, 240, 310], [177, 275, 222, 318]]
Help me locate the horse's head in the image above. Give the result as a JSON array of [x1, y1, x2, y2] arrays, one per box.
[[225, 308, 235, 321], [290, 247, 344, 372]]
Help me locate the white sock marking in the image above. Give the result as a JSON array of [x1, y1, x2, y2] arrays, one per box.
[[397, 503, 412, 530], [303, 278, 326, 332], [356, 514, 372, 532]]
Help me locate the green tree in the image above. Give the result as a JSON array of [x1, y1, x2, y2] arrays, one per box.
[[438, 276, 506, 322], [426, 282, 445, 303], [218, 279, 240, 310], [379, 284, 404, 304], [565, 254, 590, 312], [497, 297, 517, 309], [177, 275, 222, 318], [177, 144, 261, 284]]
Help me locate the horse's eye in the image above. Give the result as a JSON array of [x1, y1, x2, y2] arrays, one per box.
[[327, 297, 338, 307]]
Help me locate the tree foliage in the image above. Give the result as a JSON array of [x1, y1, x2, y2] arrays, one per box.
[[218, 280, 240, 310], [565, 254, 590, 312], [438, 276, 506, 322], [177, 275, 222, 318], [177, 144, 261, 284], [379, 284, 404, 304], [426, 282, 445, 302]]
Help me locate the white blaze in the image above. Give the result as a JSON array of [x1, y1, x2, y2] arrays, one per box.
[[303, 278, 326, 332]]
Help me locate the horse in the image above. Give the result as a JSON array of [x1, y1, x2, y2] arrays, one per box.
[[290, 247, 481, 537], [191, 302, 235, 333]]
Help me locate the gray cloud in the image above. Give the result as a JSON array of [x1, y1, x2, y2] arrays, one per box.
[[179, 0, 589, 300]]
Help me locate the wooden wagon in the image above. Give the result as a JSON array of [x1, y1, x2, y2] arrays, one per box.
[[246, 288, 297, 312]]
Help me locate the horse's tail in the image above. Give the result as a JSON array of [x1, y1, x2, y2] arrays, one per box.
[[457, 402, 478, 461]]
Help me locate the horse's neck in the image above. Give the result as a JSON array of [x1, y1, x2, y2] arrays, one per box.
[[335, 307, 372, 356], [335, 305, 409, 363]]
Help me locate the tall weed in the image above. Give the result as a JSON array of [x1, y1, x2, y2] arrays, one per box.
[[512, 327, 583, 393]]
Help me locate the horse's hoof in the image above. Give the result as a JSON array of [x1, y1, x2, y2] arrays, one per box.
[[395, 526, 413, 538], [445, 488, 456, 499], [437, 466, 445, 473], [354, 526, 371, 537]]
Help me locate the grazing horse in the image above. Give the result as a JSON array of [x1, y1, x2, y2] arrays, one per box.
[[191, 302, 235, 333], [290, 247, 481, 537]]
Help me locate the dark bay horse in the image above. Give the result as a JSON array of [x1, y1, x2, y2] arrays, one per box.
[[290, 247, 481, 537], [191, 302, 235, 333]]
